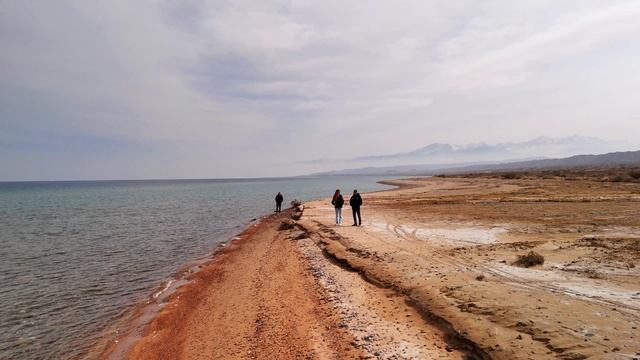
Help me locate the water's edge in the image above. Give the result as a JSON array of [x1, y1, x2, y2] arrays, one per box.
[[90, 179, 405, 359], [58, 179, 402, 359], [88, 217, 259, 360]]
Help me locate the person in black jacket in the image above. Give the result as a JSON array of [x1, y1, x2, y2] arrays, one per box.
[[350, 189, 363, 226], [275, 192, 284, 213], [331, 189, 344, 225]]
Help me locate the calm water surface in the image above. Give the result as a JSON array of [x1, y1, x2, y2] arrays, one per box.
[[0, 176, 395, 359]]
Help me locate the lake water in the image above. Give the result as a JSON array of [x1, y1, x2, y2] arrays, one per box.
[[0, 176, 395, 359]]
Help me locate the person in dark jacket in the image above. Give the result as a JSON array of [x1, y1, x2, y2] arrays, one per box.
[[275, 192, 284, 213], [331, 189, 344, 225], [350, 189, 363, 226]]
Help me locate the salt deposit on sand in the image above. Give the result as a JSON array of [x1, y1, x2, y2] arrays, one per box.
[[369, 221, 507, 246]]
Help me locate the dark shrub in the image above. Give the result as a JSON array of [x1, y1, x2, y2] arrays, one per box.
[[501, 173, 520, 180], [513, 251, 544, 268], [628, 170, 640, 180], [292, 232, 309, 240], [290, 199, 302, 208], [278, 220, 295, 231]]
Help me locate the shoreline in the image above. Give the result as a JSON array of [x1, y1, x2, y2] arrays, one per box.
[[95, 178, 403, 359], [97, 178, 476, 359], [107, 178, 484, 359], [119, 208, 370, 359], [102, 173, 639, 359], [93, 216, 268, 359]]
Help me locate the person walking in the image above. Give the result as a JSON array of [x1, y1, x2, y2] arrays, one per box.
[[275, 192, 284, 213], [331, 189, 344, 225], [350, 189, 363, 226]]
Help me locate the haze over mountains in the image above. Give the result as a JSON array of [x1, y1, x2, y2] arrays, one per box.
[[309, 136, 637, 176]]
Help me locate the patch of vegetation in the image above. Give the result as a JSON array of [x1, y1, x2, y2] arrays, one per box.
[[629, 170, 640, 180], [611, 175, 627, 182], [278, 220, 295, 231], [290, 199, 302, 208], [583, 269, 604, 279], [577, 236, 607, 248], [501, 173, 521, 180], [429, 166, 640, 183], [513, 251, 545, 268], [292, 231, 309, 240]]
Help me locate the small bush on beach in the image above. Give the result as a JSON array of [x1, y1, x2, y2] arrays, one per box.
[[292, 231, 309, 240], [501, 173, 520, 180], [513, 251, 544, 268], [610, 175, 629, 183], [290, 199, 302, 208], [629, 170, 640, 180], [278, 220, 296, 231]]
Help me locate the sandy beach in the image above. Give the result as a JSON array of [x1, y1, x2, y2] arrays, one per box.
[[116, 173, 640, 359], [8, 3, 640, 359]]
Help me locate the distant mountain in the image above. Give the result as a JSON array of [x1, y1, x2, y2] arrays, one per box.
[[305, 136, 633, 176], [312, 158, 539, 176], [353, 136, 623, 164], [311, 150, 640, 176]]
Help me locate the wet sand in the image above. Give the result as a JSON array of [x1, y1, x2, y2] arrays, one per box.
[[116, 174, 640, 359]]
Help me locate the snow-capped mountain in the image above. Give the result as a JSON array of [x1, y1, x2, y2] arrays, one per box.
[[353, 136, 626, 165]]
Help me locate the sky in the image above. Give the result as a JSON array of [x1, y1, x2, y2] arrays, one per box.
[[1, 0, 640, 180]]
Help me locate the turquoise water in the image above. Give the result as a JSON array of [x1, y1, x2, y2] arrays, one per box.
[[0, 176, 395, 359]]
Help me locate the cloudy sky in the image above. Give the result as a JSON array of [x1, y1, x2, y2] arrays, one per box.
[[1, 0, 640, 180]]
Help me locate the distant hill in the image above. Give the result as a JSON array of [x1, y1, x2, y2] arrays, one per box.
[[301, 136, 632, 174], [311, 150, 640, 176], [438, 150, 640, 174], [311, 158, 540, 176], [354, 136, 618, 164]]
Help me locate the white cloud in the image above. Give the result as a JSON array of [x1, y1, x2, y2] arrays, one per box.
[[437, 1, 640, 91], [1, 0, 640, 180]]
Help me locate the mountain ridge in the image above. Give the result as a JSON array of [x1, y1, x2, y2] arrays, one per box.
[[353, 136, 618, 162], [310, 150, 640, 176]]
